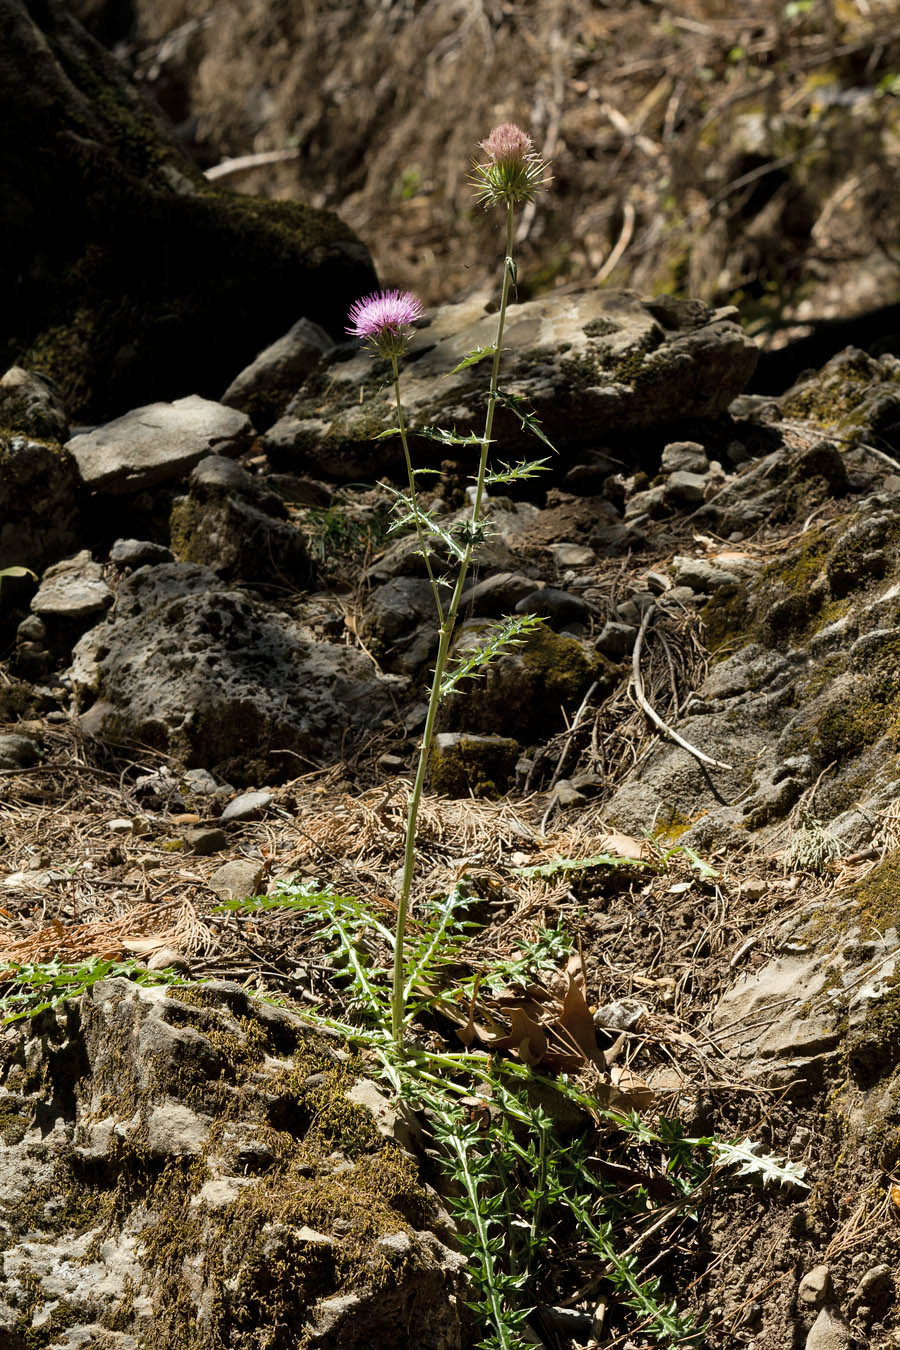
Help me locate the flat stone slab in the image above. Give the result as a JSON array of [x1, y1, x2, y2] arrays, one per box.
[[265, 288, 758, 481], [67, 396, 252, 493]]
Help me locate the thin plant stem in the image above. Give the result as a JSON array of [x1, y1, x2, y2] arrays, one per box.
[[391, 353, 444, 623], [444, 1124, 518, 1349], [390, 201, 517, 1043]]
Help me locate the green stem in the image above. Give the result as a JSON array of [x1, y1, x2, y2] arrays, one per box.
[[446, 1127, 517, 1349], [390, 201, 518, 1044], [392, 354, 444, 623]]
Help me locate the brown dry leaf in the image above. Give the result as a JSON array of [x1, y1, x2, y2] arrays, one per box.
[[596, 829, 650, 860], [506, 1007, 549, 1066], [610, 1063, 655, 1111], [560, 971, 604, 1066], [121, 937, 173, 956]]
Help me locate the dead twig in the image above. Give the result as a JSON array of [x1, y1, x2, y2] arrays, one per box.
[[631, 606, 733, 771]]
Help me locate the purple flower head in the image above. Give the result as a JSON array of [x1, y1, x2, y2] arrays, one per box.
[[472, 122, 548, 210], [346, 288, 424, 359]]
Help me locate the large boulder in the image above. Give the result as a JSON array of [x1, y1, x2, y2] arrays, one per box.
[[264, 289, 759, 482], [0, 979, 467, 1347], [69, 562, 403, 781], [0, 0, 376, 422]]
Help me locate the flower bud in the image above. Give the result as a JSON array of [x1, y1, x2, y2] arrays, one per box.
[[471, 122, 548, 209]]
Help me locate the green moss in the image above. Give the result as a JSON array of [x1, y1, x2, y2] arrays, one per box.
[[14, 1293, 81, 1350], [0, 1094, 30, 1145], [780, 351, 892, 427], [429, 734, 519, 798], [136, 1143, 428, 1349], [168, 498, 215, 569], [701, 527, 840, 658], [843, 855, 900, 939]]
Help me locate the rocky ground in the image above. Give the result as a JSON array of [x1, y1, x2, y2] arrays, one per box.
[[3, 2, 900, 1347], [3, 281, 900, 1347]]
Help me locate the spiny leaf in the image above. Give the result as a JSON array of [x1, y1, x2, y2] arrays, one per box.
[[494, 390, 555, 450], [418, 425, 492, 448], [449, 344, 498, 375], [513, 852, 651, 878], [439, 614, 545, 698], [483, 457, 551, 486], [709, 1137, 810, 1190]]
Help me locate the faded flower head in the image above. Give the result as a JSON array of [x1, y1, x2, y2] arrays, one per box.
[[479, 122, 534, 165], [472, 122, 548, 209], [346, 288, 424, 359]]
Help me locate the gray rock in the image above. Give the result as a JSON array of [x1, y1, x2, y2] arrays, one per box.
[[265, 287, 758, 481], [460, 571, 541, 617], [661, 440, 709, 474], [691, 440, 848, 536], [182, 826, 228, 855], [663, 469, 708, 508], [66, 396, 252, 494], [852, 1264, 892, 1309], [594, 620, 637, 659], [68, 562, 402, 781], [182, 767, 228, 796], [798, 1265, 834, 1310], [221, 317, 335, 426], [31, 550, 112, 622], [361, 577, 438, 665], [207, 858, 266, 901], [0, 978, 464, 1347], [170, 455, 310, 586], [144, 1100, 212, 1157], [220, 790, 273, 823], [0, 366, 68, 441], [670, 556, 744, 593], [109, 538, 175, 568], [548, 542, 596, 567], [0, 433, 81, 572], [515, 586, 590, 629], [0, 733, 39, 769], [624, 485, 667, 521], [805, 1305, 852, 1349]]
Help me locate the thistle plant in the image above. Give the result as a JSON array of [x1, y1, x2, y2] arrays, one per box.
[[347, 123, 550, 1045]]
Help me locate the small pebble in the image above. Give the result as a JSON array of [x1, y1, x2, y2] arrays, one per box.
[[798, 1265, 833, 1309], [220, 790, 273, 823], [147, 947, 190, 973], [183, 826, 228, 856], [208, 859, 265, 902]]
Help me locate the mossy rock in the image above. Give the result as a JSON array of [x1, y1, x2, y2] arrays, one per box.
[[438, 624, 620, 744], [1, 979, 462, 1348], [429, 732, 520, 798], [0, 0, 376, 422]]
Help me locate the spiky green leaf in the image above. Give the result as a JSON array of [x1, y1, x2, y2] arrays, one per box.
[[494, 390, 555, 450], [439, 614, 545, 698], [449, 344, 498, 374]]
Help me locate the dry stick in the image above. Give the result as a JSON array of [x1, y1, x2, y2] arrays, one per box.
[[548, 679, 599, 792], [631, 605, 733, 771]]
